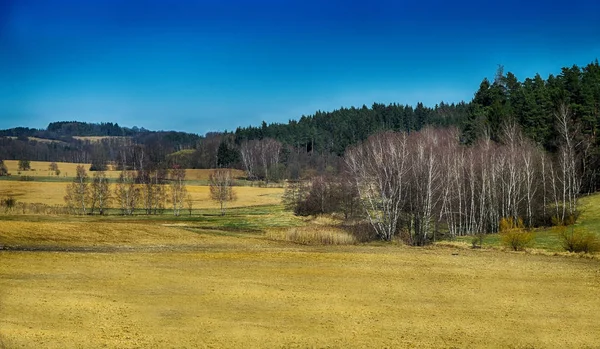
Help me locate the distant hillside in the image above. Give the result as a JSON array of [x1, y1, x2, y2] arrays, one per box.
[[1, 60, 599, 188]]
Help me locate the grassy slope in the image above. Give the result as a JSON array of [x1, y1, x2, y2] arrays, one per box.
[[1, 237, 599, 348], [455, 194, 600, 252], [0, 206, 600, 347], [1, 184, 600, 347]]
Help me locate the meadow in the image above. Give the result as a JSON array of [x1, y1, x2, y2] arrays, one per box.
[[1, 160, 246, 182], [1, 163, 599, 348]]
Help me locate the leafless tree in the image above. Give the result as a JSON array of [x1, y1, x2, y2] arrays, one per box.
[[169, 166, 187, 216], [209, 168, 237, 215], [89, 170, 111, 215], [64, 165, 89, 215], [346, 131, 409, 241], [186, 194, 194, 216], [115, 169, 138, 215], [240, 138, 282, 182]]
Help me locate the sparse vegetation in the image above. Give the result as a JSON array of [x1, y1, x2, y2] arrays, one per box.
[[499, 217, 534, 251], [555, 225, 599, 253], [209, 168, 237, 216], [0, 160, 7, 176], [18, 159, 31, 171]]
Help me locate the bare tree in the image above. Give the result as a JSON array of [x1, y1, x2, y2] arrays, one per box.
[[64, 165, 89, 215], [186, 194, 194, 216], [554, 104, 581, 221], [0, 160, 7, 176], [115, 169, 138, 215], [209, 168, 237, 216], [346, 131, 409, 241], [169, 166, 187, 216], [240, 138, 282, 182], [89, 170, 111, 215]]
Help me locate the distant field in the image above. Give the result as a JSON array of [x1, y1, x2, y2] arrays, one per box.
[[3, 160, 91, 178], [0, 212, 599, 348], [72, 136, 130, 142], [0, 180, 282, 208], [2, 160, 245, 181]]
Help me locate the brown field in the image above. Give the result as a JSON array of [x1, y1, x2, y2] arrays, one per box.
[[0, 180, 282, 208], [1, 169, 599, 347], [72, 136, 131, 142], [2, 160, 246, 180], [3, 160, 92, 178], [0, 216, 599, 348]]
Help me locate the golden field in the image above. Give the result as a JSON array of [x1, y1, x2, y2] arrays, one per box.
[[1, 166, 599, 348], [2, 160, 245, 180], [0, 217, 599, 348], [0, 180, 282, 208]]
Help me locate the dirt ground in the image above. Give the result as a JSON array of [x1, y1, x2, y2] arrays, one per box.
[[1, 222, 599, 348]]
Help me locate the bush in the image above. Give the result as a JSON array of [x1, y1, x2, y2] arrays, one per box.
[[556, 226, 599, 253], [499, 217, 534, 251]]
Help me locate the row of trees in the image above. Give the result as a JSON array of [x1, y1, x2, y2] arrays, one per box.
[[64, 165, 188, 216], [63, 165, 239, 216]]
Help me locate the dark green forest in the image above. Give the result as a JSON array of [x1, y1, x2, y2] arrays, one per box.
[[1, 60, 599, 188]]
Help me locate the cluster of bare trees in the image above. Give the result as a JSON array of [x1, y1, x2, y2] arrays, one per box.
[[240, 138, 283, 182], [209, 169, 237, 215], [346, 109, 582, 243], [64, 164, 187, 216], [283, 175, 360, 219]]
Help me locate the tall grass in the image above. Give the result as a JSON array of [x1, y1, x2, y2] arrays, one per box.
[[268, 225, 357, 245]]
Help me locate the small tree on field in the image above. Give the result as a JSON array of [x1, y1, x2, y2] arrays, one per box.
[[18, 159, 30, 171], [89, 171, 111, 215], [169, 165, 187, 216], [186, 194, 194, 216], [0, 160, 7, 176], [115, 169, 138, 215], [64, 165, 89, 215], [209, 168, 237, 216]]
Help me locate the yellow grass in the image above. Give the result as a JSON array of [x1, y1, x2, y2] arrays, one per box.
[[3, 160, 91, 177], [0, 180, 282, 208], [2, 160, 245, 180], [0, 219, 599, 348], [267, 225, 357, 245], [72, 136, 130, 142]]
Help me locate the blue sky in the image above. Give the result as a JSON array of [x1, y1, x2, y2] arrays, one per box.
[[1, 0, 599, 134]]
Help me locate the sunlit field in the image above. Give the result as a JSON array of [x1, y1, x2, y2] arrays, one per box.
[[1, 162, 600, 348], [1, 213, 599, 348], [0, 179, 282, 208], [2, 160, 246, 181]]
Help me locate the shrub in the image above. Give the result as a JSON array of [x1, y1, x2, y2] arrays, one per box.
[[556, 226, 599, 253], [499, 217, 534, 251]]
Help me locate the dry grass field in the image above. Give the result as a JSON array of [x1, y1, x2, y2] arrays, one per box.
[[0, 180, 282, 208], [0, 219, 599, 348], [2, 160, 245, 181], [1, 170, 599, 347]]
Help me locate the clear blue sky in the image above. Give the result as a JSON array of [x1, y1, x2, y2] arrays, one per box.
[[1, 0, 599, 134]]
